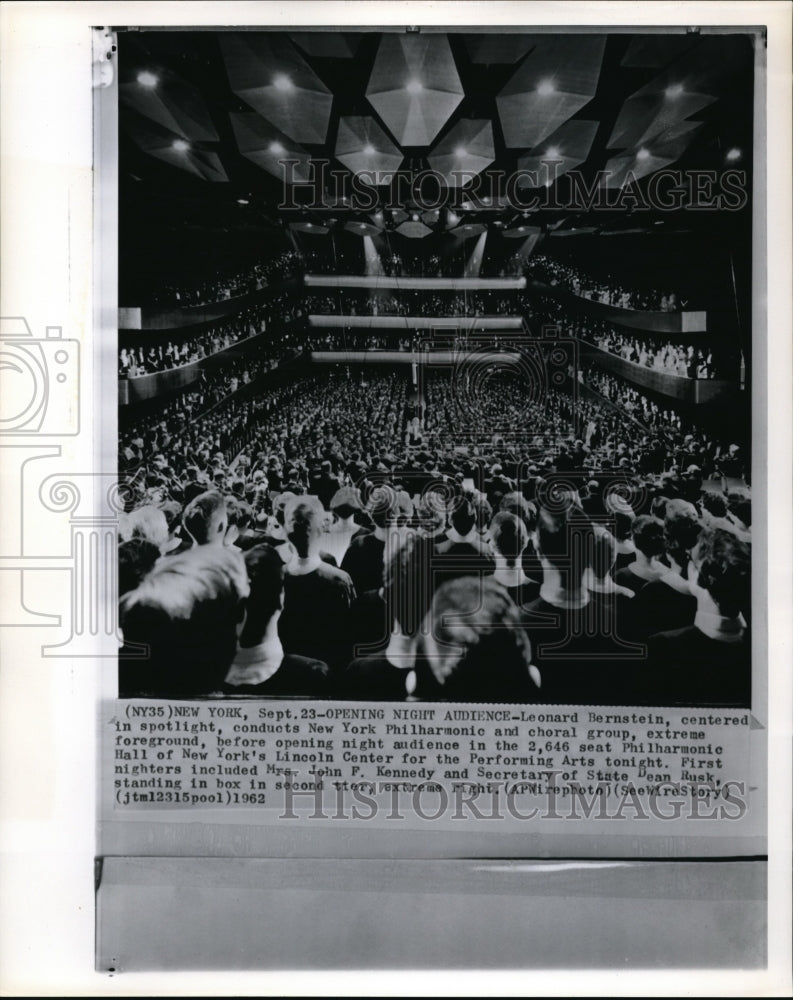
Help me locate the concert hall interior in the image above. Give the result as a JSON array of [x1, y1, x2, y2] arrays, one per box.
[[116, 28, 754, 707]]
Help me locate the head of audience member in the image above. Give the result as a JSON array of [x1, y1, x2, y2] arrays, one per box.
[[687, 526, 750, 622], [533, 503, 595, 599], [417, 488, 447, 538], [586, 527, 619, 590], [119, 505, 179, 555], [701, 490, 728, 520], [417, 577, 538, 701], [118, 538, 161, 596], [120, 544, 249, 696], [473, 495, 493, 537], [182, 490, 229, 547], [650, 495, 669, 521], [632, 515, 665, 566], [374, 531, 436, 667], [500, 492, 537, 534], [727, 490, 751, 531], [448, 494, 477, 541], [330, 486, 362, 525], [611, 506, 636, 545], [489, 512, 528, 570], [663, 498, 702, 576], [238, 543, 286, 648], [284, 496, 326, 564]]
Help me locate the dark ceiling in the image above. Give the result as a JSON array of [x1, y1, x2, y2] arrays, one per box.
[[117, 28, 756, 284]]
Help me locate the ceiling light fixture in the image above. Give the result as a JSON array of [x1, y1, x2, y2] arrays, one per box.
[[636, 147, 650, 160], [137, 71, 159, 88], [726, 147, 742, 162], [665, 83, 684, 98], [405, 79, 423, 95], [273, 74, 294, 92], [546, 146, 561, 158], [268, 141, 285, 154], [363, 144, 375, 155], [454, 145, 467, 157], [172, 139, 189, 152], [537, 79, 556, 96]]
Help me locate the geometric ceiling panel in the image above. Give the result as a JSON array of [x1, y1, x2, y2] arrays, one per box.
[[344, 220, 383, 237], [503, 224, 542, 238], [427, 119, 495, 186], [220, 33, 333, 144], [366, 35, 465, 147], [396, 220, 433, 238], [462, 35, 536, 64], [601, 119, 704, 189], [517, 119, 599, 183], [451, 223, 487, 237], [290, 221, 329, 234], [609, 88, 716, 149], [335, 116, 404, 179], [123, 114, 228, 182], [620, 34, 699, 69], [289, 32, 362, 59], [229, 112, 312, 183], [119, 67, 219, 142], [496, 36, 606, 148]]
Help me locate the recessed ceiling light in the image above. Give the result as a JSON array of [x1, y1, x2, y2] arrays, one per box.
[[137, 71, 159, 88], [306, 222, 313, 228], [537, 79, 556, 96], [269, 141, 285, 154], [454, 146, 467, 157], [172, 139, 189, 152], [665, 83, 684, 98], [406, 79, 423, 94], [273, 74, 294, 92], [237, 198, 249, 205], [546, 146, 561, 158], [726, 147, 742, 162], [636, 147, 650, 160], [363, 144, 375, 155]]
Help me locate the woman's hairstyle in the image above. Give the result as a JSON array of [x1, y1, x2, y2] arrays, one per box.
[[239, 543, 285, 647], [499, 492, 537, 533], [663, 499, 702, 570], [690, 526, 750, 619], [417, 576, 537, 702], [631, 515, 665, 559], [489, 511, 528, 569]]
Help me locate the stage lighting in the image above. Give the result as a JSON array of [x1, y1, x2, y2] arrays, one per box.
[[405, 79, 423, 94], [237, 198, 249, 205], [269, 141, 285, 154], [273, 74, 294, 92], [726, 147, 742, 162], [363, 144, 375, 155], [172, 139, 189, 152], [636, 147, 650, 160], [665, 83, 684, 99], [537, 79, 556, 96], [546, 146, 561, 159], [137, 71, 159, 88], [454, 145, 467, 157]]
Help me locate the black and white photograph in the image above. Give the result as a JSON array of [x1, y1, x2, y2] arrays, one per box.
[[117, 26, 755, 708], [0, 2, 790, 991]]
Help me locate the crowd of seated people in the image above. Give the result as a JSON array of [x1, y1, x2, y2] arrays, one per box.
[[581, 365, 697, 432], [118, 448, 751, 706], [526, 253, 692, 312], [303, 290, 520, 319], [119, 294, 307, 378], [142, 249, 304, 307], [521, 294, 725, 380]]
